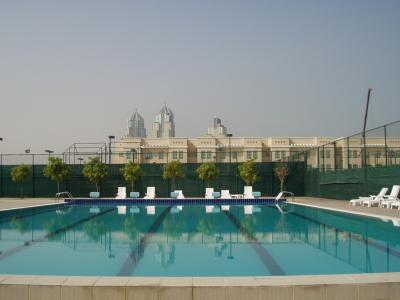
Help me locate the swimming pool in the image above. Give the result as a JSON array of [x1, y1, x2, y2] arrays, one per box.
[[0, 202, 399, 276]]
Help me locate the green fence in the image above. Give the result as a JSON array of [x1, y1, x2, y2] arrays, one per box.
[[0, 162, 305, 198], [283, 120, 400, 200]]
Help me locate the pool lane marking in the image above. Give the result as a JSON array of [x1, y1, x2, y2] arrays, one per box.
[[0, 208, 116, 261], [117, 206, 171, 276], [223, 210, 286, 276]]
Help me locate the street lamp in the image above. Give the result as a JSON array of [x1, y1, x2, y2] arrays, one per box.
[[25, 149, 30, 154], [108, 135, 115, 165], [227, 134, 233, 191], [77, 158, 84, 165], [45, 149, 54, 159]]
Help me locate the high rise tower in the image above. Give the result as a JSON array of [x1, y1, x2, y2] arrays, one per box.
[[152, 104, 175, 138], [127, 109, 147, 138], [207, 116, 228, 137]]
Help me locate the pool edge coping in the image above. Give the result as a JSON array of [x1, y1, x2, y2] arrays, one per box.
[[288, 200, 400, 225], [1, 272, 400, 287]]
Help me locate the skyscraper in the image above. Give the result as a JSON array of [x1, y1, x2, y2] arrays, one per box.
[[152, 104, 175, 138], [207, 116, 228, 137], [127, 109, 147, 138]]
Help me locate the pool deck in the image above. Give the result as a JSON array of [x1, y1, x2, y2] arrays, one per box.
[[1, 196, 400, 299]]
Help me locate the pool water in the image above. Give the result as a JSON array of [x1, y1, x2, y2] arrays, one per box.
[[0, 203, 400, 276]]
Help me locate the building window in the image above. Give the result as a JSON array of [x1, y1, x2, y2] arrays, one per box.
[[220, 151, 226, 160], [127, 152, 132, 159], [232, 151, 238, 160], [275, 151, 281, 160], [159, 151, 164, 159], [201, 151, 206, 159], [207, 151, 212, 159], [179, 151, 183, 159], [145, 152, 152, 159], [253, 151, 258, 159], [325, 150, 330, 159], [247, 151, 252, 159], [172, 151, 178, 159]]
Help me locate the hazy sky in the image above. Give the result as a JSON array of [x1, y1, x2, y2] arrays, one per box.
[[1, 0, 399, 154]]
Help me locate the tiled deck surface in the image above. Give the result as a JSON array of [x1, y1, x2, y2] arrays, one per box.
[[0, 198, 58, 211], [293, 197, 400, 219]]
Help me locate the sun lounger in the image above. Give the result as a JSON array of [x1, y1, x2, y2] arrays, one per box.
[[349, 188, 388, 206], [205, 188, 214, 199], [221, 190, 231, 211], [116, 187, 126, 199], [144, 187, 156, 199], [380, 185, 400, 208], [244, 186, 253, 199]]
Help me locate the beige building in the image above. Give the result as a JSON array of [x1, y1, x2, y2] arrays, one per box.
[[113, 135, 400, 170]]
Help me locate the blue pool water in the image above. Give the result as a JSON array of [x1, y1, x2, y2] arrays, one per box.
[[0, 203, 400, 276]]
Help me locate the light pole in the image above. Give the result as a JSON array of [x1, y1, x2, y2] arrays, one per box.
[[45, 149, 54, 159], [227, 134, 233, 191], [108, 135, 115, 165], [77, 158, 84, 165]]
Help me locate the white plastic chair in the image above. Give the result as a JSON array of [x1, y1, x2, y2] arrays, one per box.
[[380, 185, 400, 208], [243, 186, 254, 199], [144, 187, 156, 199], [174, 190, 185, 199], [349, 187, 387, 206], [115, 187, 126, 199], [221, 190, 231, 199], [205, 188, 214, 199]]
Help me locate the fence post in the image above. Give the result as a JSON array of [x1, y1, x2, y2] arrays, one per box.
[[0, 154, 2, 197], [32, 154, 35, 197], [384, 125, 388, 166]]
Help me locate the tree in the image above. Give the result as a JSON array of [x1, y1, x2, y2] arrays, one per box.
[[274, 165, 290, 192], [43, 157, 71, 193], [197, 162, 219, 187], [10, 164, 32, 198], [163, 160, 185, 191], [238, 159, 259, 186], [82, 157, 109, 192], [121, 161, 142, 192]]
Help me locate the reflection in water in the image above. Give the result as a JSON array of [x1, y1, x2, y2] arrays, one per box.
[[1, 204, 400, 276]]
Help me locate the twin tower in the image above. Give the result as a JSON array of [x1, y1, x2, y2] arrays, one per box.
[[127, 104, 175, 138]]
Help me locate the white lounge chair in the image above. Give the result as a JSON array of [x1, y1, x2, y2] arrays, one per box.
[[221, 190, 231, 211], [115, 187, 126, 199], [349, 188, 387, 206], [221, 190, 231, 199], [244, 186, 254, 199], [380, 185, 400, 208], [144, 187, 156, 199], [361, 188, 389, 207], [173, 190, 184, 210], [174, 190, 185, 199], [205, 188, 214, 199]]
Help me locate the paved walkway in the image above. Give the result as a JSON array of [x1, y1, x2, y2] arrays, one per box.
[[293, 197, 400, 219], [0, 198, 58, 211]]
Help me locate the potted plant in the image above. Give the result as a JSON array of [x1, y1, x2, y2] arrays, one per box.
[[163, 160, 185, 192], [82, 157, 109, 193], [121, 161, 142, 193], [238, 159, 259, 187], [43, 157, 71, 194], [274, 165, 290, 192], [196, 162, 219, 188], [10, 164, 32, 198]]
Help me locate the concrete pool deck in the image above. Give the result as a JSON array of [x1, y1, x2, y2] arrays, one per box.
[[1, 196, 400, 299]]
